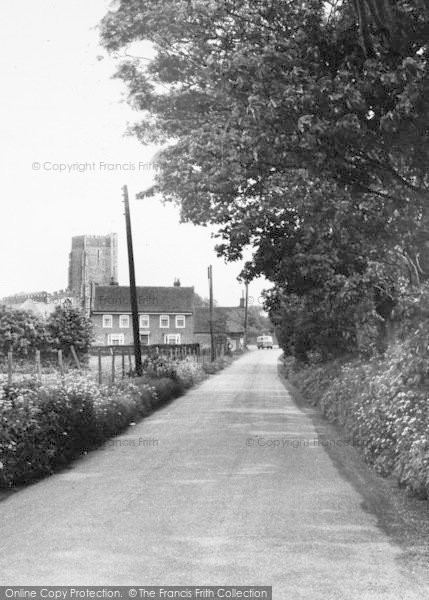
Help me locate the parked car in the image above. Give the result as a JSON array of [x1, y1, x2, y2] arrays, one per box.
[[257, 335, 273, 349]]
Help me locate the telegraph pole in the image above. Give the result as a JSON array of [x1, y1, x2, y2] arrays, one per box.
[[208, 265, 215, 362], [243, 280, 249, 350], [123, 185, 142, 376]]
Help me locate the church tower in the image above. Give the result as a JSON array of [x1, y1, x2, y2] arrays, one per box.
[[68, 233, 118, 309]]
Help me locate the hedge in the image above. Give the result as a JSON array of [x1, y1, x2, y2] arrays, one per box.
[[0, 352, 211, 488], [286, 342, 429, 499], [0, 353, 232, 488]]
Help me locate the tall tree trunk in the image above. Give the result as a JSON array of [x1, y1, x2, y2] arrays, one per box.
[[352, 0, 404, 55], [352, 0, 376, 57]]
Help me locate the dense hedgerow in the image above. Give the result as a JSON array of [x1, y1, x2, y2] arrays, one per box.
[[0, 350, 237, 488], [0, 375, 160, 487], [287, 340, 429, 499], [0, 357, 206, 488]]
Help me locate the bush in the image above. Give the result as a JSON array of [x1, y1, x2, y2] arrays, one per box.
[[141, 355, 178, 380], [288, 337, 429, 499], [203, 356, 230, 374], [175, 359, 205, 388], [47, 304, 94, 357], [151, 377, 184, 404], [0, 306, 50, 357], [139, 355, 205, 389], [0, 374, 159, 488], [0, 353, 221, 488]]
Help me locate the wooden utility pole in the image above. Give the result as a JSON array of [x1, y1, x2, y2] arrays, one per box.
[[123, 185, 143, 376], [208, 265, 215, 362], [243, 280, 249, 350]]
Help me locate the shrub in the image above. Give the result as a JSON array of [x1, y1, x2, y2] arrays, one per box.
[[288, 338, 429, 499], [0, 353, 220, 488], [47, 304, 94, 357], [0, 374, 159, 488], [203, 356, 227, 374], [0, 306, 50, 357], [141, 355, 178, 380], [175, 359, 205, 388], [151, 377, 184, 405], [140, 355, 205, 388]]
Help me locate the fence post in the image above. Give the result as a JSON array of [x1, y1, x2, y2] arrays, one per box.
[[127, 347, 132, 373], [122, 350, 125, 379], [35, 350, 42, 381], [7, 351, 13, 384], [98, 348, 102, 385], [58, 349, 64, 377], [70, 345, 81, 370], [111, 348, 115, 383]]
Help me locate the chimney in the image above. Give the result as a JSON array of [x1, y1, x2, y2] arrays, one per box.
[[174, 278, 181, 287], [239, 297, 245, 308]]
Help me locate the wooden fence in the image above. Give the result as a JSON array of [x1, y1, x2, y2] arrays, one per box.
[[88, 343, 220, 384], [1, 343, 224, 386], [0, 346, 82, 385]]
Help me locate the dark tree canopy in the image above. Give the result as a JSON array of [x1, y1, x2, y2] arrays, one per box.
[[101, 0, 429, 206], [100, 0, 429, 359]]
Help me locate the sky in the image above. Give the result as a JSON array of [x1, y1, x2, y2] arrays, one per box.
[[0, 0, 269, 308]]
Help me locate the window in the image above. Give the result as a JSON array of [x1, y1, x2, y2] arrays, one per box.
[[175, 315, 185, 328], [160, 315, 170, 328], [139, 314, 150, 328], [164, 334, 180, 345], [119, 315, 129, 328], [102, 315, 113, 328], [140, 332, 150, 346], [108, 333, 124, 346]]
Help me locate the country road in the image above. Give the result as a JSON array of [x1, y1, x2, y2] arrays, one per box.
[[1, 350, 428, 598]]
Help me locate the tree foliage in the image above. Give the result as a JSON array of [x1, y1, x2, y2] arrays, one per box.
[[100, 0, 429, 359], [246, 306, 274, 340], [47, 304, 94, 356], [0, 306, 49, 358], [101, 0, 429, 209]]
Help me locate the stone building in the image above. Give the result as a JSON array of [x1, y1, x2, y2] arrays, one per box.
[[68, 234, 118, 310]]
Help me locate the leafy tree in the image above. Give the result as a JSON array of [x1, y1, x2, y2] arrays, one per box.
[[246, 306, 274, 340], [47, 304, 94, 357], [0, 306, 49, 358], [100, 0, 429, 213], [100, 0, 429, 358], [194, 292, 217, 307]]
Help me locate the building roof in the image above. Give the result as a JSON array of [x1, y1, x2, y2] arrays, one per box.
[[92, 286, 195, 314], [194, 307, 245, 334]]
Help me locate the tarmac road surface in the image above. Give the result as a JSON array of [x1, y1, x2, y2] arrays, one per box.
[[1, 349, 428, 599]]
